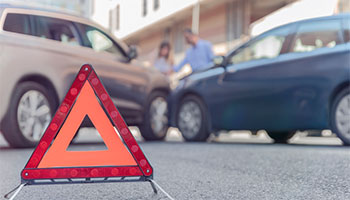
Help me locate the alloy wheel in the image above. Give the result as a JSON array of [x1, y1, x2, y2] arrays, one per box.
[[17, 90, 51, 142], [335, 93, 350, 140], [149, 97, 168, 136], [178, 101, 202, 138]]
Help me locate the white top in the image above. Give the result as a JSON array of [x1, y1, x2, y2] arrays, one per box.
[[154, 57, 172, 74]]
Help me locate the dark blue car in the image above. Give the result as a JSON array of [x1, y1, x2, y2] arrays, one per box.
[[169, 14, 350, 145]]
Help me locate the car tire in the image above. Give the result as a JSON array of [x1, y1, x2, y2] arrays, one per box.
[[267, 131, 295, 144], [1, 82, 56, 148], [139, 91, 169, 141], [177, 95, 210, 142], [330, 87, 350, 146]]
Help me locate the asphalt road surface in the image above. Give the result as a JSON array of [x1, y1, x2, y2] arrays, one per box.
[[0, 128, 349, 200]]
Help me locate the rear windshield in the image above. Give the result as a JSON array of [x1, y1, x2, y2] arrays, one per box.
[[2, 13, 79, 46], [3, 13, 31, 35], [290, 19, 343, 53]]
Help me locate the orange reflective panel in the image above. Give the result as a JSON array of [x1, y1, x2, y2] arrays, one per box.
[[38, 82, 136, 168]]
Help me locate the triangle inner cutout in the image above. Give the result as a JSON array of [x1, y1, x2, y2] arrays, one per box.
[[66, 116, 108, 151]]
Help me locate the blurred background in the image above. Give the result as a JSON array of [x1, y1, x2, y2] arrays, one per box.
[[5, 0, 350, 74]]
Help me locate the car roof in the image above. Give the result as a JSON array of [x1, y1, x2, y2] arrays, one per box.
[[226, 13, 350, 56], [268, 13, 350, 34], [0, 3, 130, 53], [0, 3, 82, 18]]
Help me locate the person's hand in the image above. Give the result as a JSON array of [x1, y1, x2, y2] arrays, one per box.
[[167, 68, 174, 76]]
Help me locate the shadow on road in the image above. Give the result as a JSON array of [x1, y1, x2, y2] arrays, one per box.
[[208, 140, 347, 149], [0, 137, 347, 150]]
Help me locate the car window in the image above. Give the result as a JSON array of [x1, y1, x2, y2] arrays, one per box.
[[290, 20, 342, 53], [76, 23, 125, 59], [33, 15, 79, 46], [230, 26, 290, 64], [3, 13, 31, 35]]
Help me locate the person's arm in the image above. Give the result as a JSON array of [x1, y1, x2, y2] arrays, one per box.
[[206, 42, 214, 61], [173, 54, 188, 72]]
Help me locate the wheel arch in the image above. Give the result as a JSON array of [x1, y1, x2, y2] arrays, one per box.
[[17, 74, 59, 109], [149, 87, 170, 96], [145, 87, 170, 108]]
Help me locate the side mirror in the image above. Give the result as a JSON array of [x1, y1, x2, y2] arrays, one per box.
[[127, 45, 138, 60], [213, 55, 225, 67]]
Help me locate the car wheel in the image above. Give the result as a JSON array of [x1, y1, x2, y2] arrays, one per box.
[[267, 131, 295, 144], [331, 87, 350, 146], [139, 91, 169, 141], [177, 95, 210, 141], [1, 82, 55, 148]]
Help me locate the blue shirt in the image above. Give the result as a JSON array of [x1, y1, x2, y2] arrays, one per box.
[[174, 39, 214, 72]]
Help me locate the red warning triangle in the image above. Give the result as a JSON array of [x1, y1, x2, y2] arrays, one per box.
[[21, 64, 153, 180]]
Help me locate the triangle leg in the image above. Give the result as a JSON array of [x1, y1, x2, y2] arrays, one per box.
[[148, 179, 158, 194], [4, 183, 26, 200], [147, 179, 175, 200]]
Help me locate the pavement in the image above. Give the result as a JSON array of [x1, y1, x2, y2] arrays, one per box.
[[0, 128, 349, 200]]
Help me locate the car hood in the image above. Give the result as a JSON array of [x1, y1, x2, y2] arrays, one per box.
[[175, 65, 225, 91]]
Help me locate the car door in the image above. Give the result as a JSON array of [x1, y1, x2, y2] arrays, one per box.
[[74, 23, 149, 124], [273, 18, 347, 130], [207, 25, 294, 131]]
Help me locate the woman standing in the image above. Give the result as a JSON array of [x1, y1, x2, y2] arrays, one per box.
[[154, 41, 173, 75]]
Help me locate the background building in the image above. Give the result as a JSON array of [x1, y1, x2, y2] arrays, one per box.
[[90, 0, 350, 67], [4, 0, 350, 68], [93, 0, 297, 62]]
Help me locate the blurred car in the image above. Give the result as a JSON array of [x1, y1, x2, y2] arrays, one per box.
[[0, 4, 170, 147], [169, 14, 350, 145]]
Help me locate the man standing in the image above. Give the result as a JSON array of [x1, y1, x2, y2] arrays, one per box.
[[173, 29, 214, 73]]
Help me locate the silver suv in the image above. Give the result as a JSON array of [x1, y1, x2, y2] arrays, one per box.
[[0, 4, 170, 147]]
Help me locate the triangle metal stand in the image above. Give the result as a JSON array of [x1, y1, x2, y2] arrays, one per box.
[[4, 178, 158, 200]]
